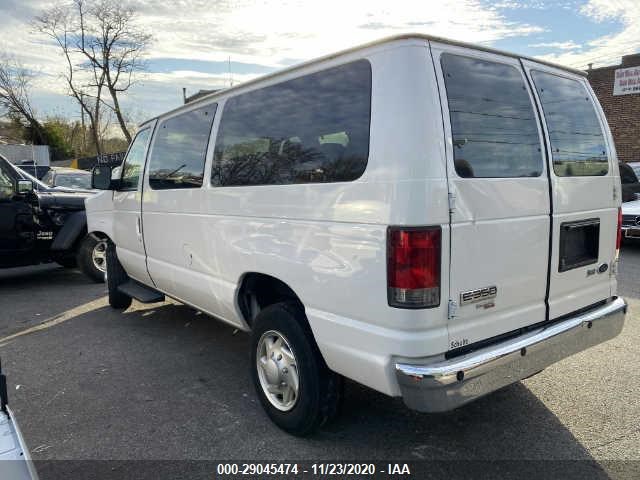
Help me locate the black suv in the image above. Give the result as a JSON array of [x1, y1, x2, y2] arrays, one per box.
[[0, 154, 106, 281]]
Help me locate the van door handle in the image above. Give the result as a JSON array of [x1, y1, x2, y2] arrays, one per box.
[[136, 216, 142, 239]]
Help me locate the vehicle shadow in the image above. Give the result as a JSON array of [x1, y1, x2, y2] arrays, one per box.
[[1, 301, 620, 479], [0, 263, 87, 286], [618, 242, 640, 300], [0, 264, 105, 338]]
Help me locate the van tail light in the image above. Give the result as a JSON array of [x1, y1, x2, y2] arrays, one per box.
[[616, 207, 622, 253], [387, 226, 441, 308]]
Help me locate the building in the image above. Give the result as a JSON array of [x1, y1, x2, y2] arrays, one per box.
[[587, 53, 640, 164]]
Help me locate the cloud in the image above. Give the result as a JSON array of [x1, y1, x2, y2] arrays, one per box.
[[529, 41, 581, 50], [3, 0, 548, 121], [129, 0, 544, 66], [538, 0, 640, 69]]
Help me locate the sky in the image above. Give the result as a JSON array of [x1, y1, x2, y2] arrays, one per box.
[[0, 0, 639, 132]]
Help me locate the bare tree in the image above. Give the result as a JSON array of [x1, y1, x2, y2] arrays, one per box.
[[0, 56, 47, 144], [77, 0, 151, 143], [35, 0, 150, 151], [35, 3, 105, 154]]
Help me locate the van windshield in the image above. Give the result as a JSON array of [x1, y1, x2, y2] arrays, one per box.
[[531, 71, 608, 177]]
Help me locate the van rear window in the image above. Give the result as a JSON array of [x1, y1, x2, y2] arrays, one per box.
[[212, 60, 371, 186], [531, 71, 608, 177], [441, 54, 543, 178]]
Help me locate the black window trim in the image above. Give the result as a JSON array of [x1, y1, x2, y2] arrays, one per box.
[[439, 52, 546, 180], [210, 58, 373, 188], [147, 103, 218, 191], [118, 126, 153, 192], [529, 68, 610, 178], [0, 155, 20, 183]]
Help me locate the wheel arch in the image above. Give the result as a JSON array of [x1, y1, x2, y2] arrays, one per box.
[[236, 272, 305, 328], [50, 210, 87, 251], [88, 230, 111, 242]]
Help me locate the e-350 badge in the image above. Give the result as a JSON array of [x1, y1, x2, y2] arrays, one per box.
[[460, 285, 497, 306]]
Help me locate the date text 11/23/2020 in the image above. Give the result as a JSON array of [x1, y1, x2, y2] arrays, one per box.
[[215, 463, 412, 476]]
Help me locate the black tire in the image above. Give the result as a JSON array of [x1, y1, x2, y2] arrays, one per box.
[[106, 242, 132, 310], [250, 301, 342, 436], [77, 235, 107, 283]]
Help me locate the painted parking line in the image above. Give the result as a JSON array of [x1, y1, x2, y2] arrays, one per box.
[[0, 297, 109, 347]]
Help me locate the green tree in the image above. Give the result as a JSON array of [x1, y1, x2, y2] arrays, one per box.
[[42, 120, 73, 160]]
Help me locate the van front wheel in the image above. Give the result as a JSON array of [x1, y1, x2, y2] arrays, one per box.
[[77, 235, 107, 283], [250, 302, 342, 436]]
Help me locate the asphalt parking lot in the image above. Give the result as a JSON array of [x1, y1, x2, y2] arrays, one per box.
[[1, 248, 639, 479]]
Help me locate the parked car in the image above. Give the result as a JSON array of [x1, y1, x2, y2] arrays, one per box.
[[0, 154, 106, 281], [627, 161, 640, 177], [16, 162, 50, 180], [621, 198, 640, 240], [86, 34, 626, 435], [619, 162, 640, 202], [41, 167, 94, 192]]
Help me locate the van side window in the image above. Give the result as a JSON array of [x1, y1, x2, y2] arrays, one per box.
[[531, 71, 608, 176], [120, 128, 151, 191], [441, 54, 543, 178], [211, 60, 371, 186], [148, 105, 216, 190]]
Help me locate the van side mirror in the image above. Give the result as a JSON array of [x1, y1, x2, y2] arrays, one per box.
[[92, 165, 115, 190], [16, 179, 33, 195]]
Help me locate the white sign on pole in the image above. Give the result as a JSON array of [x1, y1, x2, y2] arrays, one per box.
[[613, 66, 640, 96]]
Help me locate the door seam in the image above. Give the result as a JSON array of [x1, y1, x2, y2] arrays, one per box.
[[427, 41, 454, 326], [520, 59, 553, 323]]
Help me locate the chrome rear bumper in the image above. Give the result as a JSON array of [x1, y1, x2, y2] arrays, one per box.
[[395, 297, 627, 412]]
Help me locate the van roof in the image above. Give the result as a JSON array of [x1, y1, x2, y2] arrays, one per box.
[[142, 33, 586, 126]]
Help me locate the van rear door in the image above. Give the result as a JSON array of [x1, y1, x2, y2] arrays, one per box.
[[522, 61, 618, 319], [430, 43, 551, 349]]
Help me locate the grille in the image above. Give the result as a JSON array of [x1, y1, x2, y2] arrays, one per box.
[[622, 215, 640, 227]]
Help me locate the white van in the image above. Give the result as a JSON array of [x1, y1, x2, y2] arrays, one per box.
[[86, 34, 627, 435]]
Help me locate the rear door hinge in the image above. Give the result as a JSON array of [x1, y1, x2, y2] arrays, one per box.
[[447, 299, 458, 320], [448, 192, 456, 214], [613, 185, 618, 202]]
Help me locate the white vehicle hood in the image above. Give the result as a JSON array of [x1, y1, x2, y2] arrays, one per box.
[[622, 199, 640, 216]]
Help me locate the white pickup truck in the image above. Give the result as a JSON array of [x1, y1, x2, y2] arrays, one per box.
[[86, 34, 627, 436]]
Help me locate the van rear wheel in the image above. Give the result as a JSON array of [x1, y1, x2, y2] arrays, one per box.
[[250, 301, 342, 436], [106, 242, 132, 310]]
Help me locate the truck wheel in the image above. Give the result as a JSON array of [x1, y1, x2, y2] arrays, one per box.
[[77, 235, 107, 283], [250, 301, 342, 436], [106, 242, 132, 310]]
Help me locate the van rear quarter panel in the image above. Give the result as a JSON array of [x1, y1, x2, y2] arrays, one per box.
[[140, 41, 451, 395]]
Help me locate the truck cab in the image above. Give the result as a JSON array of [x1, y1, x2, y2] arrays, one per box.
[[0, 155, 106, 281]]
